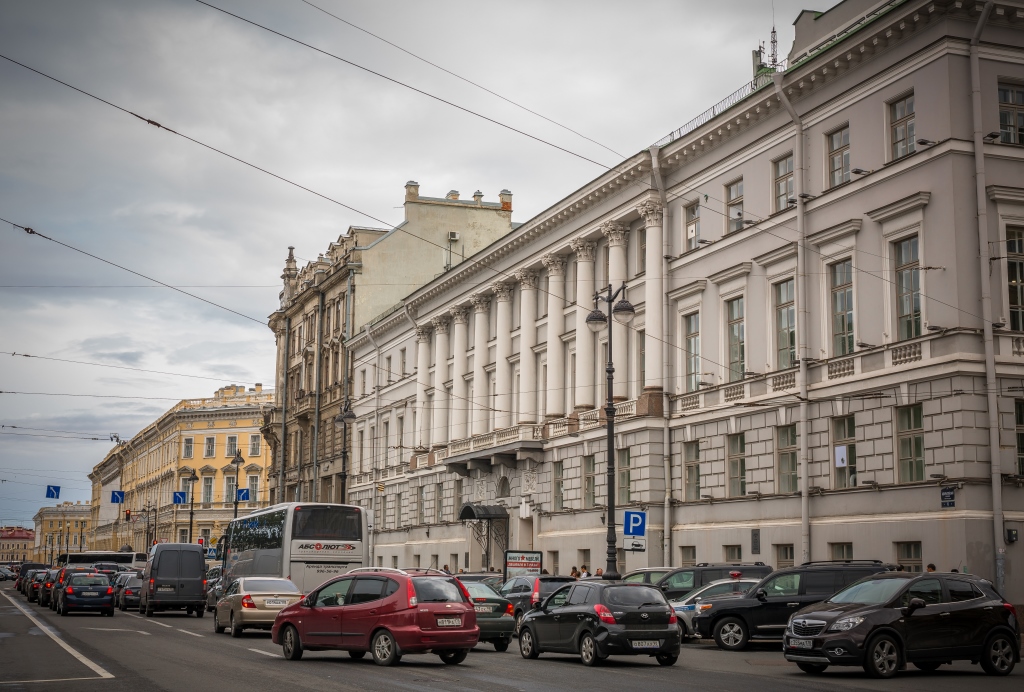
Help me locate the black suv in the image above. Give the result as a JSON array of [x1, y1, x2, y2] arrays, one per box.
[[783, 572, 1020, 678], [499, 575, 576, 635], [622, 563, 774, 601], [693, 560, 893, 650]]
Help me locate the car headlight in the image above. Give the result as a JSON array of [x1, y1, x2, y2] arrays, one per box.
[[827, 616, 864, 632], [698, 603, 713, 612]]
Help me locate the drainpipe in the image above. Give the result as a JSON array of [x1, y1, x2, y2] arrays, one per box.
[[311, 285, 325, 503], [366, 324, 383, 561], [280, 317, 290, 503], [774, 73, 811, 564], [340, 270, 354, 503], [649, 145, 673, 567], [970, 1, 1004, 593]]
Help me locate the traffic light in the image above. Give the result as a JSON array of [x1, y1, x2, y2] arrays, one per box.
[[197, 537, 205, 547], [124, 509, 131, 521]]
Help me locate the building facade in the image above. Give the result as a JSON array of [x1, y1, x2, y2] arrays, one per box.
[[33, 502, 90, 563], [339, 0, 1024, 602], [88, 385, 275, 552], [0, 527, 34, 563], [266, 184, 516, 506]]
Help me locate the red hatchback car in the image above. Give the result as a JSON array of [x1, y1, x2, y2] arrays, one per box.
[[271, 567, 479, 666]]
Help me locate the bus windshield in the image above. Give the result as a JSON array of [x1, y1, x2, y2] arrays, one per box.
[[291, 506, 361, 541]]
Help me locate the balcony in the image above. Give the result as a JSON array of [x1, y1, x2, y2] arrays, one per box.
[[443, 424, 545, 475], [292, 390, 313, 420]]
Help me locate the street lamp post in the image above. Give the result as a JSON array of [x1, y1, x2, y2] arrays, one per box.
[[187, 469, 199, 543], [231, 451, 244, 518], [585, 281, 635, 581], [333, 400, 356, 504]]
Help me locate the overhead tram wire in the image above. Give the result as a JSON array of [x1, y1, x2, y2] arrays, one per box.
[[0, 391, 182, 401], [1, 351, 265, 386]]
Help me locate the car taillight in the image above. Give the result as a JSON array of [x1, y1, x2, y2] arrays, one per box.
[[66, 587, 73, 594], [106, 587, 113, 595], [45, 582, 52, 588], [503, 602, 514, 617], [125, 588, 133, 596], [594, 603, 616, 624], [241, 595, 256, 609], [406, 578, 418, 608], [729, 571, 742, 578], [149, 578, 154, 592], [455, 579, 472, 603], [531, 578, 541, 606], [1005, 602, 1018, 618], [668, 612, 678, 625], [474, 597, 487, 603]]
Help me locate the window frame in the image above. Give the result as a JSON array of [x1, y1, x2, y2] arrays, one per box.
[[248, 434, 261, 457], [1016, 400, 1024, 475], [583, 455, 596, 509], [897, 404, 925, 483], [894, 235, 922, 340], [683, 441, 700, 502], [616, 448, 631, 505], [1007, 227, 1024, 331], [827, 125, 851, 188], [773, 154, 794, 213], [830, 259, 855, 356], [182, 437, 194, 459], [204, 436, 216, 458], [726, 297, 745, 382], [683, 312, 700, 393], [726, 179, 744, 233], [553, 461, 565, 511], [685, 202, 701, 250], [776, 544, 795, 569], [833, 415, 857, 489], [830, 542, 854, 561], [895, 541, 923, 573], [225, 435, 238, 457], [889, 93, 916, 161], [727, 433, 746, 497], [777, 425, 798, 493], [774, 278, 796, 370], [999, 83, 1024, 145]]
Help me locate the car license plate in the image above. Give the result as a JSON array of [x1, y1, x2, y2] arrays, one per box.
[[474, 605, 492, 613], [631, 640, 660, 649], [789, 638, 813, 650], [265, 599, 287, 607], [82, 591, 99, 597], [437, 618, 462, 627], [157, 585, 175, 592]]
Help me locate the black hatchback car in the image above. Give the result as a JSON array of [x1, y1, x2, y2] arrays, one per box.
[[783, 572, 1020, 678], [693, 560, 893, 650], [518, 581, 680, 666]]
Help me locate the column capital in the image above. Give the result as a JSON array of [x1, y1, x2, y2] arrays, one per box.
[[570, 237, 597, 262], [491, 281, 514, 302], [636, 198, 664, 227], [449, 306, 470, 324], [470, 293, 491, 313], [431, 315, 450, 334], [514, 269, 539, 289], [541, 253, 567, 276], [415, 326, 432, 343], [600, 221, 629, 247]]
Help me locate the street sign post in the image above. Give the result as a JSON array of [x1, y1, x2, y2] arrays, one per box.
[[236, 488, 250, 502], [622, 536, 647, 552], [623, 510, 647, 552], [172, 491, 187, 505], [110, 490, 124, 504], [45, 485, 60, 499]]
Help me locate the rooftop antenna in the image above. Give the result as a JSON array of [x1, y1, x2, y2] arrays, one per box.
[[770, 0, 778, 67]]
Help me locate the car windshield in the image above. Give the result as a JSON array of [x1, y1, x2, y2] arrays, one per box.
[[413, 577, 465, 603], [70, 576, 109, 587], [126, 578, 144, 587], [539, 578, 575, 594], [241, 579, 300, 593], [604, 586, 666, 606], [828, 577, 911, 605], [464, 582, 499, 598]]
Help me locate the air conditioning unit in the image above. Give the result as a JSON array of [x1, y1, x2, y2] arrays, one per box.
[[448, 231, 460, 242]]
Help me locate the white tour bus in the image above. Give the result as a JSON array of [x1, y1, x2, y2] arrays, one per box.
[[58, 550, 148, 570], [221, 502, 368, 593]]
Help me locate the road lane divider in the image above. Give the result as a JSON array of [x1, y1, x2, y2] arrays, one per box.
[[248, 648, 281, 658], [2, 592, 114, 679], [178, 629, 203, 637], [84, 627, 151, 635]]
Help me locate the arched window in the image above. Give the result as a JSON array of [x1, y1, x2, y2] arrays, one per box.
[[496, 476, 511, 499]]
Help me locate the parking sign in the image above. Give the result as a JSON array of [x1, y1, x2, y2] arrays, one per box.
[[623, 510, 647, 537]]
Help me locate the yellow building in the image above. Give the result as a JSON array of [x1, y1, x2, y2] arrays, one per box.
[[32, 502, 91, 563], [88, 385, 275, 553]]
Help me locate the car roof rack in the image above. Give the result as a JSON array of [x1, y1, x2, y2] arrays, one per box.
[[693, 562, 769, 568], [347, 566, 410, 576], [798, 560, 883, 566], [399, 568, 449, 576]]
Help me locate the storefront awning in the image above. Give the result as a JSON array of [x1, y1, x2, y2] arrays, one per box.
[[458, 503, 509, 521]]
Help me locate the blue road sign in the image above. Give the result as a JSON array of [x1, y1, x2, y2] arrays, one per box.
[[172, 491, 187, 505], [45, 485, 60, 499], [236, 488, 250, 502], [623, 510, 647, 537], [110, 491, 125, 504], [206, 548, 217, 560]]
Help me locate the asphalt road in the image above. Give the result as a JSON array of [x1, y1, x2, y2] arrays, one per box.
[[1, 582, 1020, 692]]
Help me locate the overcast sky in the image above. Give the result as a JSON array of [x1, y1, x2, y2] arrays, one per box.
[[0, 0, 833, 525]]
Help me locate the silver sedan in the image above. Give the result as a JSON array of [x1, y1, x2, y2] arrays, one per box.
[[214, 577, 302, 638], [671, 578, 759, 637]]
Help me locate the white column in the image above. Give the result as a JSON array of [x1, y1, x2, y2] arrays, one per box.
[[431, 315, 450, 446], [470, 293, 491, 436], [415, 325, 431, 449], [602, 221, 629, 401], [516, 269, 539, 424], [637, 197, 664, 394], [541, 253, 567, 419], [449, 306, 470, 441], [492, 281, 514, 429], [570, 238, 597, 411]]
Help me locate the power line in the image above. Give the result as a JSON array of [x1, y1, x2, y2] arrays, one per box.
[[1, 351, 265, 386], [0, 431, 112, 441], [0, 284, 279, 288], [0, 391, 181, 401], [1, 425, 117, 437]]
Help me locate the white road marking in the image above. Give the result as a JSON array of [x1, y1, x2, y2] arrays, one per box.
[[248, 648, 281, 658], [2, 592, 114, 679], [0, 676, 112, 684], [178, 629, 203, 637], [145, 619, 173, 628], [83, 627, 151, 635]]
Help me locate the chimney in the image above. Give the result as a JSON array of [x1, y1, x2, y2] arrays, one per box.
[[255, 383, 263, 393], [499, 189, 513, 211], [405, 180, 420, 201], [473, 190, 483, 204], [446, 190, 460, 200]]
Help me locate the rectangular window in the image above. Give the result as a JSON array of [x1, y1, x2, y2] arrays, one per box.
[[1016, 401, 1024, 475], [685, 203, 701, 250], [1008, 229, 1024, 331], [684, 313, 700, 393], [553, 461, 565, 511], [356, 430, 364, 475], [831, 260, 854, 355], [204, 436, 215, 458], [727, 297, 745, 382], [548, 551, 559, 577], [382, 422, 390, 466], [202, 477, 213, 504], [776, 544, 795, 569], [726, 180, 744, 233], [680, 546, 696, 566], [179, 528, 188, 543], [385, 356, 392, 383], [183, 437, 194, 459], [828, 126, 851, 187], [999, 83, 1024, 145], [896, 541, 923, 573], [895, 236, 921, 340], [638, 227, 647, 273], [890, 94, 916, 160], [774, 155, 794, 212], [834, 415, 857, 488], [724, 545, 742, 562], [434, 483, 443, 523], [777, 425, 798, 493], [360, 369, 367, 396], [247, 474, 259, 502], [638, 330, 645, 390], [583, 455, 596, 509], [830, 543, 854, 561], [897, 404, 925, 482], [775, 279, 795, 369], [225, 436, 237, 457], [417, 486, 425, 524], [399, 348, 407, 375], [617, 449, 631, 505], [728, 433, 746, 497], [249, 434, 261, 456], [684, 441, 700, 502], [226, 476, 237, 504]]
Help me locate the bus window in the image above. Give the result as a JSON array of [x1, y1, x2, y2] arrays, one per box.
[[292, 506, 361, 540]]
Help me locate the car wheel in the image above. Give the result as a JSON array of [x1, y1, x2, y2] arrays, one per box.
[[519, 627, 540, 659], [281, 625, 303, 660], [214, 610, 225, 634], [796, 662, 828, 674], [371, 630, 401, 666], [514, 611, 524, 636], [195, 606, 204, 618], [230, 612, 242, 638], [105, 609, 114, 617], [713, 617, 748, 651], [493, 639, 510, 652], [656, 653, 679, 667], [980, 633, 1016, 676], [579, 633, 602, 666], [912, 662, 941, 672], [348, 650, 366, 659], [438, 649, 468, 665], [863, 634, 900, 679]]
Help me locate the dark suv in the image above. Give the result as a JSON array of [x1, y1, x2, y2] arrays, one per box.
[[622, 563, 774, 601], [783, 572, 1020, 678], [498, 575, 576, 635], [693, 560, 893, 650]]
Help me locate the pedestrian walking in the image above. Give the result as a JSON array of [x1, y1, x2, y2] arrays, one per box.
[[580, 565, 590, 578], [570, 566, 579, 578], [442, 564, 451, 574], [926, 563, 936, 572]]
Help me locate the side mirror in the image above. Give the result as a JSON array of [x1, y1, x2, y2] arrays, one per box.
[[755, 588, 768, 602], [694, 597, 702, 603], [660, 584, 670, 590], [901, 597, 925, 616]]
